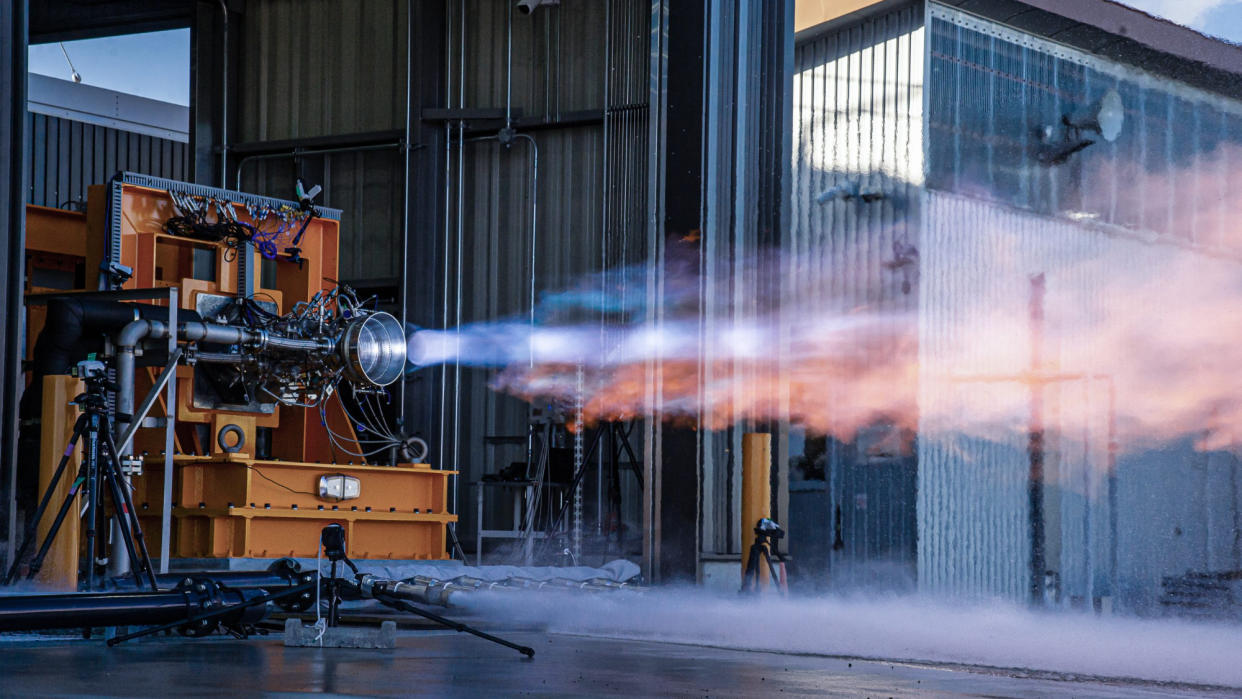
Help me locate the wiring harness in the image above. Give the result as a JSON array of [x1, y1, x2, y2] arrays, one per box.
[[164, 191, 316, 262]]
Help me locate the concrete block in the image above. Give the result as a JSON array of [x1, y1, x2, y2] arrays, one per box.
[[282, 618, 396, 649]]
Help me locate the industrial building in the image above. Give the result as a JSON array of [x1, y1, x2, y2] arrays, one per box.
[[0, 0, 1239, 695]]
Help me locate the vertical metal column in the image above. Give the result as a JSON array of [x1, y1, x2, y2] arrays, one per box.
[[741, 433, 772, 586], [572, 363, 585, 558], [0, 0, 26, 572], [159, 289, 178, 574], [1028, 273, 1047, 604]]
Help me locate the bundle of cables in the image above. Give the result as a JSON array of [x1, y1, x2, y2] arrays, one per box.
[[163, 212, 254, 242], [164, 197, 260, 262], [164, 193, 314, 262]]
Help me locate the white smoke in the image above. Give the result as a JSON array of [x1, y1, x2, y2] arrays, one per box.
[[461, 589, 1242, 689]]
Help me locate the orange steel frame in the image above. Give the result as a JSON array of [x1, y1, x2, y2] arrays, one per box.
[[24, 184, 454, 567], [82, 182, 355, 462]]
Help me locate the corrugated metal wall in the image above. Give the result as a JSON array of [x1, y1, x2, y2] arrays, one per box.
[[230, 0, 651, 550], [237, 0, 408, 141], [241, 148, 405, 284], [786, 2, 923, 587], [439, 0, 649, 544], [920, 190, 1242, 608], [920, 3, 1242, 606], [237, 0, 409, 283], [927, 4, 1242, 250], [26, 112, 189, 208], [793, 1, 1242, 605]]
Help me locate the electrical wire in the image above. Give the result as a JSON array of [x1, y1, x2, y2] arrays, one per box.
[[241, 462, 318, 497], [339, 390, 399, 443], [357, 390, 399, 440], [320, 404, 400, 458]]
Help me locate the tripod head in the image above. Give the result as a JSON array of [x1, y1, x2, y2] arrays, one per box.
[[753, 517, 784, 546], [70, 359, 117, 412]]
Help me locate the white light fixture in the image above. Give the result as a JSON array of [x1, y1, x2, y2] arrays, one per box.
[[319, 474, 361, 501], [1066, 88, 1125, 143], [1095, 89, 1124, 142], [1034, 89, 1125, 166]]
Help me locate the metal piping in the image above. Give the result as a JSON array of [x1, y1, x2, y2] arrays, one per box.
[[124, 319, 334, 354], [108, 318, 158, 577], [218, 0, 229, 189], [515, 133, 539, 366], [438, 0, 453, 493], [507, 0, 513, 127], [451, 0, 465, 523], [234, 142, 404, 192], [399, 0, 413, 434]]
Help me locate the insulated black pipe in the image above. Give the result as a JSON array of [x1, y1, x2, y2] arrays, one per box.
[[30, 299, 202, 380], [153, 570, 305, 591], [112, 559, 310, 593], [0, 581, 267, 632], [0, 590, 195, 631]]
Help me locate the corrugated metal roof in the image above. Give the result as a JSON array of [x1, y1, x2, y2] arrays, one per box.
[[28, 74, 188, 142], [938, 0, 1242, 96]]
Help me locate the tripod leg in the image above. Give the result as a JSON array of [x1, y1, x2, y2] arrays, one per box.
[[741, 543, 761, 593], [100, 463, 145, 589], [760, 547, 784, 595], [100, 432, 159, 591], [616, 422, 644, 492], [605, 426, 621, 551], [3, 417, 88, 584], [22, 471, 87, 582], [374, 592, 534, 657], [446, 523, 467, 561], [82, 414, 102, 591]]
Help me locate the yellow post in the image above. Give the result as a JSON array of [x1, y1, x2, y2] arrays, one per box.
[[741, 432, 771, 587], [36, 375, 83, 590]]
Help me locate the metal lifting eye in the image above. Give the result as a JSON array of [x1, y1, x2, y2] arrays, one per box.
[[217, 423, 246, 453]]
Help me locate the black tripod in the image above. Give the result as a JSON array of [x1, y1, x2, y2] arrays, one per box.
[[740, 518, 786, 595], [3, 373, 159, 591]]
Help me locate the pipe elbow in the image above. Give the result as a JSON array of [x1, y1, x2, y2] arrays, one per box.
[[116, 320, 152, 349]]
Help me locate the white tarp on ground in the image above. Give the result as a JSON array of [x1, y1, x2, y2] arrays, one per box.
[[178, 557, 641, 584]]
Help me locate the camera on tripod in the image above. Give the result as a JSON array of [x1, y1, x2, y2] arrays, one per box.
[[741, 518, 787, 595], [72, 359, 107, 382], [754, 517, 784, 541], [4, 354, 160, 592]]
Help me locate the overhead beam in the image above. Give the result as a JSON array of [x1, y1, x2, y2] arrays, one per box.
[[30, 0, 191, 44]]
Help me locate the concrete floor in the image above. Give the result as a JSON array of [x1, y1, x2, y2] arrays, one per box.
[[0, 629, 1227, 697]]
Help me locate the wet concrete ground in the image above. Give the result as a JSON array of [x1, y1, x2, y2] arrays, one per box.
[[0, 629, 1229, 697]]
